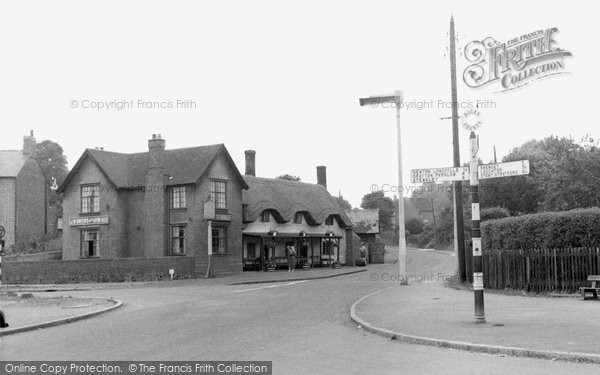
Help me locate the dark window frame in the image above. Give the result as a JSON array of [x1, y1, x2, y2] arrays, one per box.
[[325, 215, 335, 226], [171, 225, 186, 255], [210, 179, 227, 213], [171, 186, 187, 209], [80, 228, 99, 258], [212, 225, 228, 254], [80, 184, 100, 214]]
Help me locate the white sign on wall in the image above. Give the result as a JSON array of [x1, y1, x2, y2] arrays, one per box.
[[69, 216, 109, 226]]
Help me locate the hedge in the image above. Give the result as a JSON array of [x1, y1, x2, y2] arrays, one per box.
[[480, 207, 509, 222], [481, 207, 600, 250]]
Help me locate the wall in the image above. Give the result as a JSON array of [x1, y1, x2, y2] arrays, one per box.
[[0, 178, 16, 249], [16, 158, 46, 243], [61, 157, 126, 259], [4, 251, 62, 262], [192, 152, 244, 277], [3, 256, 195, 284]]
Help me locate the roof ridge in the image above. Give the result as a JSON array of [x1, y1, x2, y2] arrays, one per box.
[[245, 175, 325, 188]]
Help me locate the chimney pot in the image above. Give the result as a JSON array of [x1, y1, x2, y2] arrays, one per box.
[[245, 150, 256, 177], [317, 166, 327, 188]]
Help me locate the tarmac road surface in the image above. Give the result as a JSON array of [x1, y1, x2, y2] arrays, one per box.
[[1, 248, 598, 374]]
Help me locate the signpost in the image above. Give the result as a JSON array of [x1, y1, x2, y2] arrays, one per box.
[[359, 91, 408, 285], [204, 200, 216, 279], [0, 225, 8, 328], [411, 161, 530, 183], [410, 166, 470, 183], [411, 136, 530, 322], [0, 225, 4, 287]]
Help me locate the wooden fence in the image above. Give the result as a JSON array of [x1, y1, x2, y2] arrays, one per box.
[[483, 247, 600, 293]]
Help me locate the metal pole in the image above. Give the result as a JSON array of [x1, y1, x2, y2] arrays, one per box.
[[450, 15, 467, 282], [395, 91, 408, 285], [469, 131, 485, 322], [206, 220, 214, 278]]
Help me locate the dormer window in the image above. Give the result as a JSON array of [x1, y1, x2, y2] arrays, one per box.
[[325, 215, 335, 226], [294, 212, 303, 224], [261, 211, 270, 222]]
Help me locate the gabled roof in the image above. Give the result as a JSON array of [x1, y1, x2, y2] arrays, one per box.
[[58, 144, 248, 192], [0, 150, 28, 177], [242, 176, 352, 227], [345, 208, 380, 234]]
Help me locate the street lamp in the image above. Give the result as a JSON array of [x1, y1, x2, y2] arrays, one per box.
[[359, 91, 408, 285]]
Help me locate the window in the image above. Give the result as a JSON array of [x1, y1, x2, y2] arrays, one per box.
[[210, 180, 227, 211], [261, 211, 270, 222], [81, 184, 100, 213], [247, 243, 256, 258], [80, 229, 98, 257], [325, 215, 335, 226], [294, 212, 303, 224], [171, 225, 185, 254], [212, 226, 227, 254], [171, 186, 186, 209]]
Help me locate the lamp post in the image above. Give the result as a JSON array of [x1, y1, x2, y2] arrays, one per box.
[[359, 91, 407, 284]]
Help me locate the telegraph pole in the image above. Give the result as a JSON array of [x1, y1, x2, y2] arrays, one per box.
[[450, 15, 467, 282], [469, 131, 485, 322]]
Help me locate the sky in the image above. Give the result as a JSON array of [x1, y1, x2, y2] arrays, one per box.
[[0, 1, 596, 208]]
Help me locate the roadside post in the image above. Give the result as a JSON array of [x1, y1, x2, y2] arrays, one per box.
[[0, 225, 4, 286], [411, 128, 530, 322], [204, 200, 215, 278], [0, 225, 8, 328], [359, 91, 408, 285]]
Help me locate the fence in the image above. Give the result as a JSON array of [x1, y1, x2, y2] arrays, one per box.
[[483, 247, 600, 293]]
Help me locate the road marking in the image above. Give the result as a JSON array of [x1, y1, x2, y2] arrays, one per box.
[[232, 280, 309, 293]]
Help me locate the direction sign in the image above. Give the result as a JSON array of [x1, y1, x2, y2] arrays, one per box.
[[410, 166, 469, 183], [478, 160, 529, 180]]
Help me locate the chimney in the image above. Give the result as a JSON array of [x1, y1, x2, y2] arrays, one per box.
[[245, 150, 256, 176], [316, 166, 327, 188], [148, 134, 166, 168], [144, 134, 167, 257], [22, 130, 36, 156]]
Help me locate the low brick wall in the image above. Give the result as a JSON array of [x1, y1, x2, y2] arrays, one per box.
[[3, 251, 62, 262], [2, 256, 196, 284]]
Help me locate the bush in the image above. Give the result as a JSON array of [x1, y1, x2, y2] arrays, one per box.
[[480, 207, 509, 221], [481, 207, 600, 250], [405, 218, 425, 235]]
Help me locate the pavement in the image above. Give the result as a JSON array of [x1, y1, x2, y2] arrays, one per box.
[[352, 248, 600, 364], [0, 294, 121, 336]]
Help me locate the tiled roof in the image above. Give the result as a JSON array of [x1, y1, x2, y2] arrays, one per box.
[[242, 176, 352, 227], [0, 150, 27, 177], [345, 208, 380, 234], [58, 144, 248, 191]]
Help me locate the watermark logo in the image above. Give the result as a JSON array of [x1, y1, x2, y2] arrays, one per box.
[[463, 27, 573, 92]]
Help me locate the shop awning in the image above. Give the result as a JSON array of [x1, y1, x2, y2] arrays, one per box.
[[243, 232, 341, 239]]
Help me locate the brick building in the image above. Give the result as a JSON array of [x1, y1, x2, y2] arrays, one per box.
[[0, 131, 47, 251], [57, 135, 248, 277], [241, 150, 357, 270]]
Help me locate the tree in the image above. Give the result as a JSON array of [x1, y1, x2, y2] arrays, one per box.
[[360, 191, 394, 230], [35, 140, 69, 205], [334, 196, 352, 210], [276, 174, 301, 181], [480, 135, 600, 214]]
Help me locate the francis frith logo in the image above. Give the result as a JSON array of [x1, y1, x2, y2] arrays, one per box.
[[463, 27, 572, 92]]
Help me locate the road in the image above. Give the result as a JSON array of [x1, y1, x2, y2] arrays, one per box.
[[1, 249, 598, 374]]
